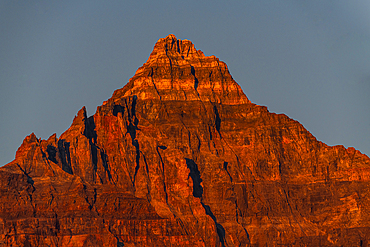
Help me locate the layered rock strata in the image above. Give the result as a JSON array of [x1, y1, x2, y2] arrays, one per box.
[[1, 34, 370, 246]]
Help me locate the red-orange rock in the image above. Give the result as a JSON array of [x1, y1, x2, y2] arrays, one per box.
[[1, 34, 370, 246]]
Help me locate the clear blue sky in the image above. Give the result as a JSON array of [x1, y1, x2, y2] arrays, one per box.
[[1, 1, 369, 166]]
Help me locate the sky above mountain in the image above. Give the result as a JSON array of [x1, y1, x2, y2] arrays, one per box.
[[1, 0, 369, 166]]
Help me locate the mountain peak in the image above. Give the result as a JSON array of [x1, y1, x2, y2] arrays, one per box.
[[111, 35, 250, 105], [146, 34, 204, 63], [2, 35, 370, 246]]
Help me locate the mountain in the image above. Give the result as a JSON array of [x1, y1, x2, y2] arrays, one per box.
[[1, 34, 370, 246]]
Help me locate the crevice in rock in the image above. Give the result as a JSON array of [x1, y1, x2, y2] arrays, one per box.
[[278, 160, 283, 175], [84, 115, 97, 144], [41, 147, 57, 176], [224, 161, 233, 182], [16, 163, 36, 217], [131, 95, 138, 119], [93, 188, 97, 206], [57, 140, 73, 175], [100, 150, 112, 181], [124, 95, 141, 186], [46, 145, 58, 164], [132, 139, 140, 185], [191, 65, 199, 91], [90, 142, 98, 173], [125, 96, 139, 138], [140, 151, 152, 201], [49, 193, 54, 206], [325, 165, 330, 183], [213, 105, 221, 134], [83, 185, 98, 211], [185, 158, 203, 198], [185, 158, 226, 246], [107, 224, 124, 247], [16, 163, 35, 192], [83, 112, 101, 181], [116, 239, 124, 247], [200, 202, 226, 247], [149, 67, 162, 100], [113, 104, 125, 117], [186, 46, 191, 57], [127, 121, 138, 141], [176, 39, 180, 53], [196, 134, 201, 151], [141, 151, 150, 175], [157, 145, 168, 203], [207, 124, 219, 156], [209, 126, 213, 140], [54, 212, 60, 232]]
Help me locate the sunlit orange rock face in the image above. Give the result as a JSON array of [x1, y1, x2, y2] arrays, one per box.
[[1, 34, 370, 246]]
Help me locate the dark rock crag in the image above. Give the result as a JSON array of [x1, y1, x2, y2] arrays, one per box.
[[1, 34, 370, 246]]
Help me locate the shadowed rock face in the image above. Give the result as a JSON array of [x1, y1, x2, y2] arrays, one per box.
[[1, 34, 370, 246]]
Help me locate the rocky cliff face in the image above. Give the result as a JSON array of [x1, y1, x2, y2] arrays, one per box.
[[1, 34, 370, 246]]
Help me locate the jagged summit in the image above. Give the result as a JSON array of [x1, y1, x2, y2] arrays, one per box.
[[2, 35, 370, 246], [109, 34, 250, 105], [146, 34, 205, 63]]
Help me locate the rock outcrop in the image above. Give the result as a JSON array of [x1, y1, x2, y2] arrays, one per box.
[[1, 34, 370, 246]]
